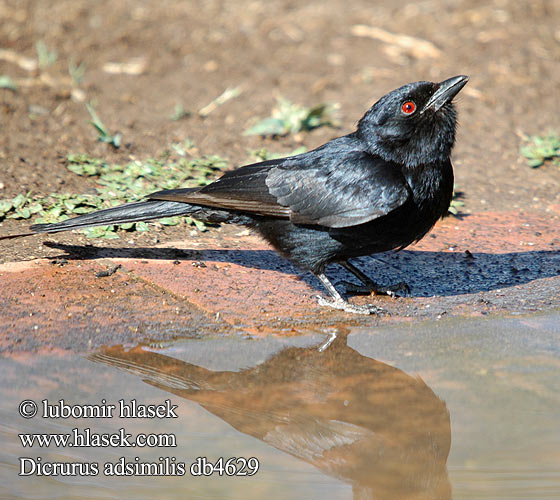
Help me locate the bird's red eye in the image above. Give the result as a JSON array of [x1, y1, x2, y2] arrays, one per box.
[[401, 101, 416, 114]]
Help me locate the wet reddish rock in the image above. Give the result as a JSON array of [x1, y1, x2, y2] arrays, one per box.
[[1, 211, 559, 352], [0, 260, 222, 352]]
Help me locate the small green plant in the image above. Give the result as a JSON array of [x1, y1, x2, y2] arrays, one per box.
[[244, 98, 339, 137], [0, 75, 17, 91], [0, 144, 228, 238], [35, 40, 57, 69], [68, 59, 87, 86], [170, 103, 191, 121], [188, 155, 228, 173], [520, 132, 560, 168], [0, 193, 42, 220], [448, 185, 464, 216], [169, 139, 197, 157], [86, 103, 122, 148]]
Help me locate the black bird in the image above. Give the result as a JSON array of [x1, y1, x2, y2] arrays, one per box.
[[1, 75, 468, 314]]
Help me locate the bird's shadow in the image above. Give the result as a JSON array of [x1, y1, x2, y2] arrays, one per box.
[[44, 241, 560, 298]]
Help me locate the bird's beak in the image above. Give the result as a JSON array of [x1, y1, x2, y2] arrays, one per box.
[[422, 75, 469, 113]]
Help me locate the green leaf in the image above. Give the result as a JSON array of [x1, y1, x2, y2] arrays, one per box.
[[520, 131, 560, 168], [244, 117, 286, 137], [244, 98, 338, 137], [102, 231, 120, 239], [159, 217, 180, 226], [528, 158, 544, 168], [68, 59, 86, 85], [109, 132, 122, 148], [72, 206, 93, 214], [84, 225, 119, 239], [17, 207, 31, 219], [12, 194, 27, 208], [28, 203, 43, 214], [35, 214, 69, 224], [36, 40, 57, 68], [63, 199, 77, 211], [68, 162, 102, 176], [189, 218, 208, 232], [171, 104, 190, 121], [3, 141, 230, 233], [0, 200, 13, 215], [87, 103, 121, 149], [0, 75, 17, 91], [67, 153, 106, 166], [303, 104, 327, 130]]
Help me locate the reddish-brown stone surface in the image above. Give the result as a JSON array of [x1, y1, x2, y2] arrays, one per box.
[[1, 210, 559, 352]]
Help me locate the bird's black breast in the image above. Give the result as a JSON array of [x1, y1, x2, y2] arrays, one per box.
[[330, 159, 454, 255], [253, 159, 453, 274]]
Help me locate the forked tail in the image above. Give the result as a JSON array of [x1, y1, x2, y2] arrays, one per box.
[[0, 200, 193, 240]]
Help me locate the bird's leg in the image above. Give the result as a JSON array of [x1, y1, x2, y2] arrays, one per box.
[[315, 272, 386, 315], [339, 260, 410, 298], [317, 330, 337, 352]]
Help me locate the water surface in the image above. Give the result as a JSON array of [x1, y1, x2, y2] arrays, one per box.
[[1, 312, 559, 499]]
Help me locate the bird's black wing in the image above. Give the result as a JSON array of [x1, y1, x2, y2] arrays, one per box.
[[265, 151, 411, 228], [148, 160, 291, 218], [148, 151, 411, 228]]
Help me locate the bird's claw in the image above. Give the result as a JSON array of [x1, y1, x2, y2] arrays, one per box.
[[338, 280, 410, 298], [316, 295, 386, 315], [382, 281, 410, 298]]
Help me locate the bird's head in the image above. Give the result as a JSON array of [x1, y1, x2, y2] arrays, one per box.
[[357, 75, 469, 168]]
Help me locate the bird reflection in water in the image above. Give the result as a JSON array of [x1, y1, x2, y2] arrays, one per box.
[[91, 332, 451, 500]]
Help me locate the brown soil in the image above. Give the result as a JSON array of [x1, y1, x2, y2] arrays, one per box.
[[1, 0, 559, 263]]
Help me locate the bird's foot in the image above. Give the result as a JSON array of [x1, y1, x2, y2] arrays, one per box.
[[316, 295, 386, 315], [339, 280, 410, 298]]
